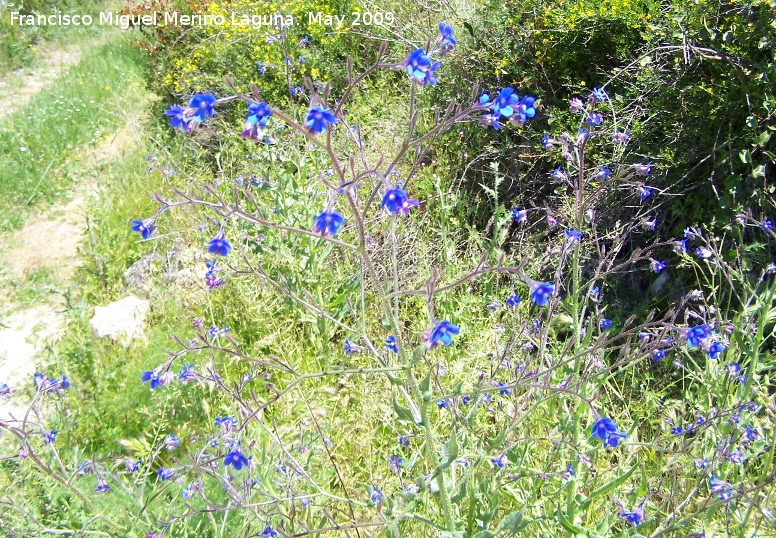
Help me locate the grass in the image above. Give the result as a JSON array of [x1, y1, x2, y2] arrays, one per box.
[[0, 31, 148, 232]]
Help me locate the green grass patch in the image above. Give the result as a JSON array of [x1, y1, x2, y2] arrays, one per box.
[[0, 32, 148, 231]]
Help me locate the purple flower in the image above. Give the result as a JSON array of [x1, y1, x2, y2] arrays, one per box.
[[613, 131, 629, 144], [305, 105, 336, 134], [381, 188, 418, 215], [529, 282, 555, 307], [569, 98, 585, 112], [312, 211, 344, 236], [224, 450, 250, 470], [590, 417, 627, 448], [429, 320, 459, 347]]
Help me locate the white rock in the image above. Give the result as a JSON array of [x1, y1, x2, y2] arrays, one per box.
[[90, 295, 149, 344]]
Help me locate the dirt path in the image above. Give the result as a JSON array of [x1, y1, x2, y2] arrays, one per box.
[[0, 42, 83, 120], [0, 77, 142, 420]]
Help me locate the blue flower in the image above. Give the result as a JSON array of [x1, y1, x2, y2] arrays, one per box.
[[42, 429, 57, 444], [633, 163, 652, 176], [685, 324, 712, 348], [344, 338, 355, 354], [403, 48, 433, 83], [141, 370, 161, 390], [551, 167, 567, 182], [461, 396, 471, 405], [591, 87, 608, 101], [529, 282, 555, 307], [215, 416, 237, 430], [710, 475, 733, 502], [707, 341, 725, 360], [178, 363, 195, 383], [382, 188, 418, 215], [384, 335, 399, 353], [652, 260, 666, 274], [565, 229, 583, 243], [762, 219, 773, 231], [388, 454, 403, 474], [541, 134, 553, 149], [497, 382, 510, 396], [312, 211, 344, 236], [438, 22, 456, 45], [130, 219, 154, 240], [261, 525, 278, 538], [94, 477, 110, 493], [224, 450, 250, 470], [569, 97, 585, 112], [586, 112, 603, 126], [621, 511, 641, 526], [492, 87, 521, 118], [613, 131, 629, 144], [505, 292, 520, 308], [189, 93, 216, 122], [490, 455, 507, 468], [246, 102, 272, 127], [165, 105, 191, 132], [429, 320, 459, 346], [397, 435, 410, 447], [207, 235, 231, 257], [695, 247, 713, 259], [478, 92, 492, 106], [164, 434, 179, 451], [638, 186, 652, 201], [256, 61, 266, 74], [512, 208, 527, 223], [156, 467, 174, 481], [652, 349, 666, 361], [598, 166, 611, 180], [590, 417, 627, 448], [512, 95, 536, 124], [289, 85, 302, 96], [590, 286, 600, 299], [305, 106, 336, 134], [126, 459, 141, 472], [671, 426, 682, 435], [600, 318, 612, 330]]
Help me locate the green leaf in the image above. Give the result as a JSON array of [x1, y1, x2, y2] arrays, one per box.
[[420, 371, 432, 400], [392, 393, 417, 424], [495, 510, 526, 536], [472, 531, 495, 538], [438, 432, 459, 471], [577, 466, 637, 512]]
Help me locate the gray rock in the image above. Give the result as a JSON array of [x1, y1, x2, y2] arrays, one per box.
[[124, 253, 162, 297], [90, 295, 149, 344]]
